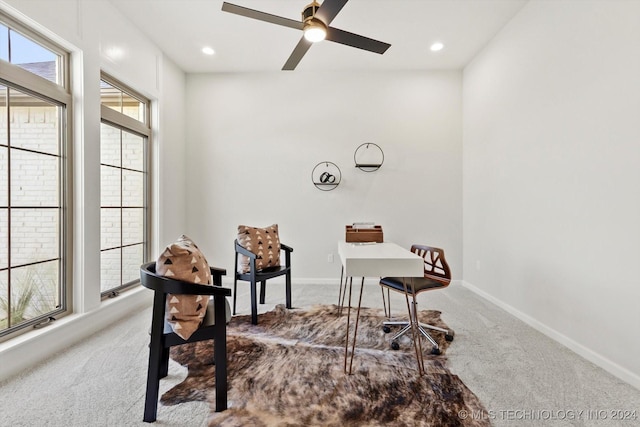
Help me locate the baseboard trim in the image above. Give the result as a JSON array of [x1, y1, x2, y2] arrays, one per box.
[[460, 280, 640, 391], [0, 287, 151, 383]]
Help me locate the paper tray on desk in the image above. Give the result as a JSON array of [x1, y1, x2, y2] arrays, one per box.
[[345, 225, 383, 243]]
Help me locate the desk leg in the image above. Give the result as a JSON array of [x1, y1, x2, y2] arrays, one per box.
[[343, 276, 353, 373], [340, 270, 350, 315], [345, 277, 365, 375], [381, 286, 390, 318], [337, 266, 345, 316], [411, 291, 425, 374], [403, 277, 425, 376]]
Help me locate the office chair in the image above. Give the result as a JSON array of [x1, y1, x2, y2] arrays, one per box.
[[380, 244, 454, 357]]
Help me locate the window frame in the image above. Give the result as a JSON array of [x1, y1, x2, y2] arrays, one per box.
[[0, 12, 72, 341], [99, 72, 151, 298]]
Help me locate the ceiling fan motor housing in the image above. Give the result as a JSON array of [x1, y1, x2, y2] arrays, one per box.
[[302, 0, 321, 23]]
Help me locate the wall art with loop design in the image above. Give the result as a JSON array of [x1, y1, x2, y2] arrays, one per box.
[[354, 143, 384, 172], [311, 161, 341, 191]]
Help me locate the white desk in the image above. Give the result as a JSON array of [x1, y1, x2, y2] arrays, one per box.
[[337, 241, 424, 374], [338, 241, 424, 278]]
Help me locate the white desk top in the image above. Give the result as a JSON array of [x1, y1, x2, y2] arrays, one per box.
[[338, 241, 424, 278]]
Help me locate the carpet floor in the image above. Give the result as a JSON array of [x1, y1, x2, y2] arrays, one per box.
[[0, 282, 638, 426]]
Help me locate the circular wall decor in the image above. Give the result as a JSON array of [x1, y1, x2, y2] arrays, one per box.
[[354, 143, 384, 172], [311, 161, 341, 191]]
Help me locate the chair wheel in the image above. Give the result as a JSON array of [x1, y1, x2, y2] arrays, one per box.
[[391, 341, 400, 350], [445, 332, 454, 342], [430, 347, 441, 355], [382, 326, 391, 333]]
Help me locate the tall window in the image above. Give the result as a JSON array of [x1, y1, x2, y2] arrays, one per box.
[[100, 74, 150, 297], [0, 15, 70, 339]]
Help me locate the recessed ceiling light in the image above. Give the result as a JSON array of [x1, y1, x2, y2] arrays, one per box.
[[430, 42, 444, 52], [202, 46, 215, 55]]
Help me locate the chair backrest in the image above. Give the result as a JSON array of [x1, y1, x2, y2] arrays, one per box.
[[140, 262, 229, 297], [410, 245, 451, 285]]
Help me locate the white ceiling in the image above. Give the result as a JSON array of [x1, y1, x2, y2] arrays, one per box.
[[108, 0, 528, 73]]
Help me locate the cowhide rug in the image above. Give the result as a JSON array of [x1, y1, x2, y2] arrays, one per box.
[[163, 304, 489, 427]]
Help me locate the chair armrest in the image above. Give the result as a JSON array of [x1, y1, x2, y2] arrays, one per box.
[[210, 266, 227, 275], [165, 280, 231, 297], [281, 243, 293, 268], [210, 266, 227, 286], [140, 262, 232, 297], [235, 240, 257, 259], [235, 240, 292, 271]]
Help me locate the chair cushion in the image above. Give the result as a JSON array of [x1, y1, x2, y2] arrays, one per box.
[[202, 298, 232, 326], [379, 276, 446, 294], [237, 224, 281, 273], [163, 298, 231, 334], [156, 235, 212, 340]]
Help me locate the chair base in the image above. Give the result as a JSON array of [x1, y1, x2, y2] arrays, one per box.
[[233, 277, 292, 325], [383, 320, 454, 355]]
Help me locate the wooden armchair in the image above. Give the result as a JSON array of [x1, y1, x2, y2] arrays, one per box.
[[233, 240, 293, 325], [140, 262, 231, 422]]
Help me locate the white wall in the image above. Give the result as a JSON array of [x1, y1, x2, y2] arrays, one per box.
[[0, 0, 186, 381], [185, 71, 462, 282], [156, 56, 188, 252], [463, 0, 640, 386]]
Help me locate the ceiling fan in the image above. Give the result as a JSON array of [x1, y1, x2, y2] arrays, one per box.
[[221, 0, 391, 70]]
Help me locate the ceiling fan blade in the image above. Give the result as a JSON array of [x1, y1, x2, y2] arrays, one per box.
[[326, 27, 391, 54], [221, 2, 304, 31], [282, 38, 313, 70], [315, 0, 349, 25]]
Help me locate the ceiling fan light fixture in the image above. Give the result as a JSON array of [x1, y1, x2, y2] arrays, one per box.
[[302, 1, 326, 43], [303, 18, 327, 42]]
